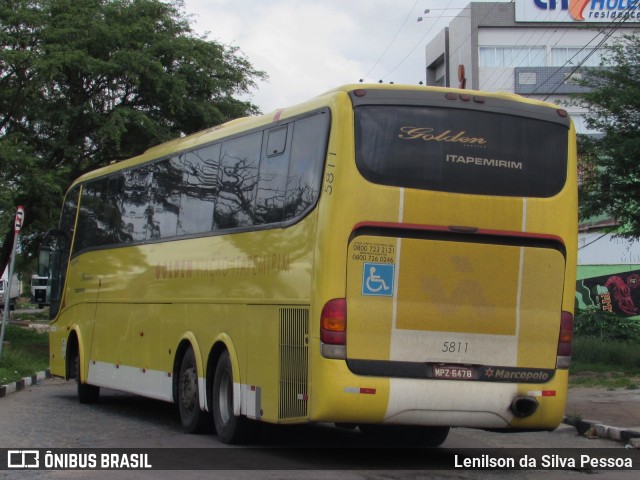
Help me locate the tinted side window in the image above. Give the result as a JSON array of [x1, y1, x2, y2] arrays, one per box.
[[71, 110, 330, 254], [178, 144, 220, 235], [148, 159, 181, 239], [75, 180, 102, 252], [284, 113, 329, 220], [215, 132, 261, 229], [266, 126, 287, 156], [103, 174, 132, 245], [255, 127, 291, 225], [122, 166, 152, 242]]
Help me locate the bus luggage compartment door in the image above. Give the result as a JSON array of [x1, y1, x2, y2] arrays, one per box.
[[345, 232, 566, 376]]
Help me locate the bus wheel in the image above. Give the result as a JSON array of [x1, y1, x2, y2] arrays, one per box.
[[212, 351, 250, 444], [72, 349, 99, 404], [178, 347, 208, 433], [359, 425, 450, 447]]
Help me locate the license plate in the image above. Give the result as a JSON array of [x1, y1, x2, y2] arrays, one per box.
[[432, 365, 473, 380]]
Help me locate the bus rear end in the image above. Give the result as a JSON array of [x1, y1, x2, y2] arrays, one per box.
[[311, 86, 577, 442]]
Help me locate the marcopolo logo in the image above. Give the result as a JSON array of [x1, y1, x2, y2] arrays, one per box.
[[523, 0, 640, 22], [481, 367, 555, 383]]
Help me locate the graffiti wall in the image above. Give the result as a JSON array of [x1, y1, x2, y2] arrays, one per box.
[[576, 269, 640, 316], [576, 233, 640, 317]]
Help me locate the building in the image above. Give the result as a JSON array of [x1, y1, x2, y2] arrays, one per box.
[[425, 0, 640, 135], [425, 0, 640, 317]]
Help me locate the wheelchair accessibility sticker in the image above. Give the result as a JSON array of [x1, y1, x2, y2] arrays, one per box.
[[362, 263, 395, 297]]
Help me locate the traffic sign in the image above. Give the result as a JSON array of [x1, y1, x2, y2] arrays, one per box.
[[14, 205, 25, 233]]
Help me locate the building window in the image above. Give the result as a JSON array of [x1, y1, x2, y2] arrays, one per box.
[[479, 47, 545, 67], [551, 47, 602, 67]]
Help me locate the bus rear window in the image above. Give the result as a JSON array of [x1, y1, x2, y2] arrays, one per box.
[[354, 106, 568, 197]]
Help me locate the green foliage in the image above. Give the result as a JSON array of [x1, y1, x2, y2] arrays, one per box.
[[571, 337, 640, 372], [573, 308, 640, 343], [571, 33, 640, 236], [0, 0, 266, 271], [0, 325, 49, 385], [570, 310, 640, 386]]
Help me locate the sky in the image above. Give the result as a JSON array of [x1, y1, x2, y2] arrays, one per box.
[[182, 0, 512, 114]]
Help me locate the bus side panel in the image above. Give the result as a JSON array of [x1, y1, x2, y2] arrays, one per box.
[[49, 303, 97, 380], [244, 305, 311, 424], [89, 303, 167, 400], [244, 306, 280, 423], [68, 215, 316, 407]]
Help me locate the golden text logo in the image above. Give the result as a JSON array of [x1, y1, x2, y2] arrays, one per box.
[[398, 127, 487, 145]]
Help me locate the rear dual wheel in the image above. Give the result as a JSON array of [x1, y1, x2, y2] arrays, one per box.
[[212, 351, 251, 444], [178, 347, 251, 441]]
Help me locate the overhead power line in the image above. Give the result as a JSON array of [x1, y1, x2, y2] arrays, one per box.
[[378, 0, 457, 82], [541, 11, 633, 101], [360, 0, 420, 82]]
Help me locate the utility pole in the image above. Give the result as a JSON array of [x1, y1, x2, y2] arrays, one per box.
[[0, 206, 25, 359]]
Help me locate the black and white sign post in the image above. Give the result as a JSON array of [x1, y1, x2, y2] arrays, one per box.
[[0, 206, 25, 359]]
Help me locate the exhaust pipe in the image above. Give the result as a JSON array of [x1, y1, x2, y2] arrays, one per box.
[[510, 396, 539, 418]]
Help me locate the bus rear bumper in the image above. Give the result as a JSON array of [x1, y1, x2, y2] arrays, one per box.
[[309, 363, 568, 430]]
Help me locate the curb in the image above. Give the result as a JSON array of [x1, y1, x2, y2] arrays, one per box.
[[563, 415, 640, 446], [0, 369, 51, 399]]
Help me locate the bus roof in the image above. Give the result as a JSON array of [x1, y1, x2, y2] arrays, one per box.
[[70, 83, 564, 187]]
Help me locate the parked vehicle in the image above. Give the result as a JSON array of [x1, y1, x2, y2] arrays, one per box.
[[31, 274, 49, 309], [0, 268, 20, 310]]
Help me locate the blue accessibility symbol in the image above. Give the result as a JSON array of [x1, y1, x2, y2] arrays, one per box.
[[362, 263, 395, 297]]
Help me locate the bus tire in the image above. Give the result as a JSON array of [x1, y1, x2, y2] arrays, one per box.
[[212, 350, 250, 444], [73, 350, 99, 404], [178, 347, 208, 433], [359, 424, 450, 447]]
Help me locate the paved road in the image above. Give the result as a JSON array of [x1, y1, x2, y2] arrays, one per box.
[[0, 378, 637, 480]]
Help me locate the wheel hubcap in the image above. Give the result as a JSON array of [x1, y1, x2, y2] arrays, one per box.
[[180, 367, 197, 411]]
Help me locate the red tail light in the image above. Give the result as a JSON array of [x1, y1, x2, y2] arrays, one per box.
[[556, 311, 574, 368], [320, 298, 347, 345]]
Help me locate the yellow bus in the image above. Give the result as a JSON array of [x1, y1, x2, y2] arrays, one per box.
[[42, 84, 577, 446]]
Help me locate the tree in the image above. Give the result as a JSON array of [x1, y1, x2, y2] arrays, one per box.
[[0, 0, 266, 274], [573, 33, 640, 237]]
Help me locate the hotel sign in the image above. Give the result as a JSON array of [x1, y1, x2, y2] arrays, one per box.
[[516, 0, 640, 22]]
